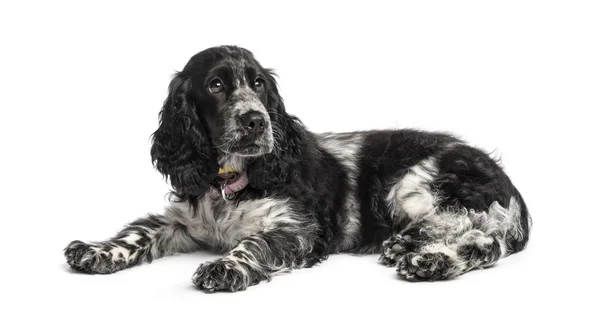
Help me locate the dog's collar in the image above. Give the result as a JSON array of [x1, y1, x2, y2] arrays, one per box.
[[208, 168, 249, 201]]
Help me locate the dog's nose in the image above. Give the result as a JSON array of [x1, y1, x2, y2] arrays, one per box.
[[241, 111, 265, 135]]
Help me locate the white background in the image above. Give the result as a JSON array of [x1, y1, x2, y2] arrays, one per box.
[[1, 0, 599, 313]]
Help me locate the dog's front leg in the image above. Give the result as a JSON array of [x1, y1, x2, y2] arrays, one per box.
[[192, 228, 316, 292], [65, 213, 203, 274]]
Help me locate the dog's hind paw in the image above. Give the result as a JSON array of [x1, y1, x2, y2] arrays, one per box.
[[397, 252, 460, 281], [380, 234, 416, 266]]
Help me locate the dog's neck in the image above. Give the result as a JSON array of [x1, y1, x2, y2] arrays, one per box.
[[217, 154, 246, 174], [209, 153, 249, 201]]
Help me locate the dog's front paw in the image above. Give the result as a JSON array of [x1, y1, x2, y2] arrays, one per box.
[[192, 259, 252, 292], [64, 240, 127, 274]]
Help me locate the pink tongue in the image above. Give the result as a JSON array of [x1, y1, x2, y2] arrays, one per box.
[[223, 171, 249, 194]]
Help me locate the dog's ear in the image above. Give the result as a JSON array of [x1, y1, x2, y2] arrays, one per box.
[[248, 70, 305, 190], [151, 73, 218, 198]]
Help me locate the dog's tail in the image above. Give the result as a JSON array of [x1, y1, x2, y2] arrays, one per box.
[[507, 188, 532, 254]]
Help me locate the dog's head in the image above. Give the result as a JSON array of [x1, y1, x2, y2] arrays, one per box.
[[151, 46, 289, 196], [188, 46, 276, 157]]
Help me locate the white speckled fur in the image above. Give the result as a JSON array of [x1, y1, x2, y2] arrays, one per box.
[[166, 195, 298, 252], [221, 85, 274, 156], [387, 157, 439, 223]]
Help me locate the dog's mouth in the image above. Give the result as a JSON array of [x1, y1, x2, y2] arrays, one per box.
[[234, 143, 272, 157], [218, 101, 274, 157], [219, 130, 274, 157]]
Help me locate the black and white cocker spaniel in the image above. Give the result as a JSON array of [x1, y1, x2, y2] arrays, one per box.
[[65, 46, 531, 292]]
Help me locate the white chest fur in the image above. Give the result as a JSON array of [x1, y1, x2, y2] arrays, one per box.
[[165, 196, 296, 251]]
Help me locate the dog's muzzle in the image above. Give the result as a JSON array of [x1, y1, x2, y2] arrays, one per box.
[[240, 110, 265, 141]]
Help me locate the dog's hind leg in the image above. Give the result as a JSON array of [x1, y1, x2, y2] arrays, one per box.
[[379, 150, 530, 281], [381, 215, 502, 281], [65, 213, 203, 274], [381, 199, 528, 281]]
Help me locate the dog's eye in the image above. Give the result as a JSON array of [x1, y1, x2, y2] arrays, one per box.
[[209, 79, 224, 94], [254, 78, 265, 91]]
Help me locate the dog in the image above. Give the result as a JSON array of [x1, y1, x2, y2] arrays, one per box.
[[65, 46, 531, 292]]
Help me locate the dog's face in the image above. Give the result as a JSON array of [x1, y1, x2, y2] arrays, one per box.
[[151, 46, 287, 195], [188, 47, 274, 157]]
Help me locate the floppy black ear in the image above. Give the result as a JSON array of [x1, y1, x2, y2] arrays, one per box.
[[248, 70, 305, 190], [151, 73, 218, 198]]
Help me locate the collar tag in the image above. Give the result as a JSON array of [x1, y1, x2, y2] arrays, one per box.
[[209, 169, 249, 201], [220, 180, 237, 201]]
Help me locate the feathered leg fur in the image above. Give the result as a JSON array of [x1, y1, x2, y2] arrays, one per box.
[[192, 228, 316, 292], [64, 214, 201, 274]]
